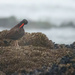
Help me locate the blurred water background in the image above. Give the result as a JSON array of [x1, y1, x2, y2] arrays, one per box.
[[0, 0, 75, 44]]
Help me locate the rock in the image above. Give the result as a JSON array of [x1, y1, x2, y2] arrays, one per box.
[[72, 63, 75, 69], [65, 45, 71, 48], [60, 44, 66, 48], [0, 71, 6, 75], [49, 64, 59, 75], [72, 71, 75, 75], [19, 32, 54, 48], [59, 66, 67, 74], [0, 30, 75, 75], [59, 55, 71, 64], [11, 72, 26, 75], [70, 42, 75, 49], [0, 30, 8, 39], [54, 44, 61, 49], [0, 46, 74, 75], [0, 30, 13, 46], [11, 72, 18, 75], [0, 30, 54, 48]]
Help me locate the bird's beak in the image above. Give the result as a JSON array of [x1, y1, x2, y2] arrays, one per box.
[[19, 23, 24, 28]]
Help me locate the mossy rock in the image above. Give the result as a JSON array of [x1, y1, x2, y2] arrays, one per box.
[[0, 46, 74, 74], [0, 30, 54, 48], [19, 32, 54, 48], [0, 30, 8, 39]]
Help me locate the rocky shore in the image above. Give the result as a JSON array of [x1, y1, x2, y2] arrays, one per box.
[[0, 30, 75, 75]]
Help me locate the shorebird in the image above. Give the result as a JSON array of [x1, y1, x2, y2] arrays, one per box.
[[5, 19, 28, 47]]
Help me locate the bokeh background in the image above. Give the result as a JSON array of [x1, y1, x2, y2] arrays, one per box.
[[0, 0, 75, 44]]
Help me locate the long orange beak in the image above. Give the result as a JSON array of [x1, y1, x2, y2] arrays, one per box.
[[19, 23, 24, 28]]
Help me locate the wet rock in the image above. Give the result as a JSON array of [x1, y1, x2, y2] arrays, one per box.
[[45, 72, 50, 75], [70, 42, 75, 49], [59, 66, 67, 74], [65, 45, 71, 48], [59, 55, 71, 64], [49, 64, 59, 75], [72, 71, 75, 75], [54, 44, 61, 49], [60, 44, 66, 48], [72, 63, 75, 69], [54, 44, 66, 49]]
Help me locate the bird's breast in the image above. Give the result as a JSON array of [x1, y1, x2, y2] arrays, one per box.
[[5, 28, 25, 40], [19, 28, 25, 36]]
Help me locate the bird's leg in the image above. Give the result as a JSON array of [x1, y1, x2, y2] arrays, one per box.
[[13, 40, 20, 49], [15, 40, 19, 47], [16, 40, 19, 47]]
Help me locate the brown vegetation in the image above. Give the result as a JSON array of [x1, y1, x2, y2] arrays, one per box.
[[0, 30, 75, 75], [0, 46, 74, 74]]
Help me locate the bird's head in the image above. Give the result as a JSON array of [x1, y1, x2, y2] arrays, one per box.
[[18, 19, 28, 28], [22, 19, 28, 25]]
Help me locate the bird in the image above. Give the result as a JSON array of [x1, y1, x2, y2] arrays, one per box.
[[5, 19, 28, 47]]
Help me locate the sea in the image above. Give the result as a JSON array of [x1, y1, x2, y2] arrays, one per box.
[[0, 0, 75, 44]]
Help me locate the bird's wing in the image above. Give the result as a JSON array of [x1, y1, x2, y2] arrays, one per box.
[[5, 28, 19, 39]]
